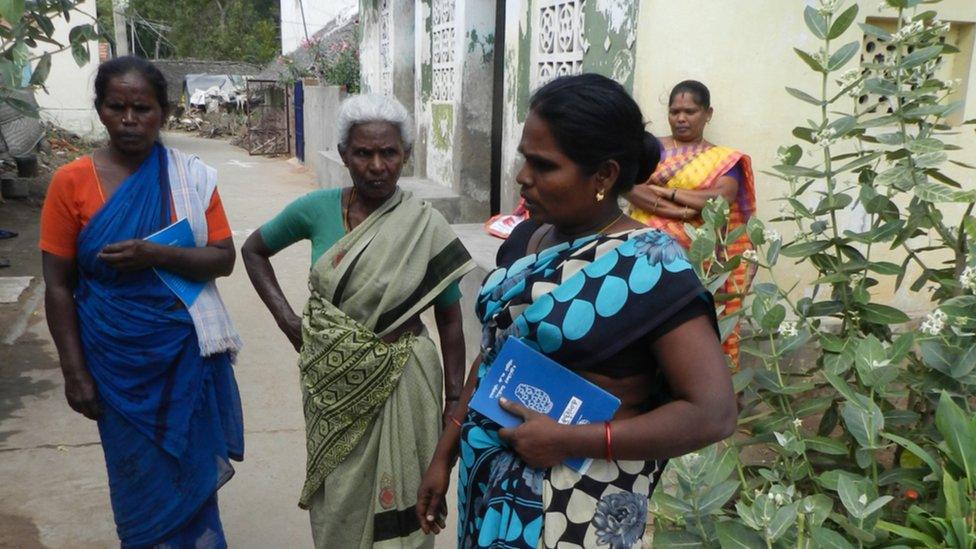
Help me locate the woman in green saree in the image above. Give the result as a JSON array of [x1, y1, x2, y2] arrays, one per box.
[[242, 93, 475, 548]]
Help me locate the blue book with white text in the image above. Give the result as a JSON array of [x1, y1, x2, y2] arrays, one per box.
[[144, 218, 206, 308], [469, 337, 621, 473]]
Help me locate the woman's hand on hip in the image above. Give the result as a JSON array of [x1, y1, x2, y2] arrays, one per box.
[[63, 367, 102, 420], [280, 311, 303, 352], [416, 456, 450, 535], [98, 239, 159, 271], [497, 397, 569, 469]]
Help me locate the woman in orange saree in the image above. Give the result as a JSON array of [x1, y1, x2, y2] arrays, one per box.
[[626, 80, 756, 367]]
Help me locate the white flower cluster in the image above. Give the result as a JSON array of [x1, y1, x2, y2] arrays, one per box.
[[870, 358, 891, 370], [961, 266, 976, 293], [817, 0, 841, 16], [792, 418, 803, 429], [920, 309, 947, 336], [815, 127, 838, 148], [742, 249, 759, 263], [893, 20, 926, 42], [779, 321, 799, 338], [763, 228, 782, 242], [754, 484, 798, 507], [932, 19, 951, 34], [850, 272, 864, 286]]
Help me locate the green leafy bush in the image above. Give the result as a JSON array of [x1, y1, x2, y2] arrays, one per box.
[[0, 0, 107, 117], [651, 0, 976, 546]]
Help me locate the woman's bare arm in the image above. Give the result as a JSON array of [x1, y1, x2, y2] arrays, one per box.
[[241, 229, 302, 351], [433, 300, 465, 422], [499, 314, 737, 467], [97, 237, 236, 280], [42, 252, 102, 420], [625, 176, 739, 219]]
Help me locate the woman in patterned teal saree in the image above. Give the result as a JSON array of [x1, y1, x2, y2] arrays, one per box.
[[416, 75, 738, 548]]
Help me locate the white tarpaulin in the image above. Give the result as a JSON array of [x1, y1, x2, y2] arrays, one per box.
[[183, 74, 245, 107]]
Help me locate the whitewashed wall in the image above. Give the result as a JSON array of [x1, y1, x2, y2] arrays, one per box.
[[34, 0, 103, 137]]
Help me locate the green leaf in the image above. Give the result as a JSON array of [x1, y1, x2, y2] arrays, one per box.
[[919, 340, 954, 374], [768, 502, 799, 542], [31, 12, 55, 37], [806, 436, 849, 455], [811, 526, 856, 548], [785, 86, 823, 105], [901, 45, 943, 69], [795, 396, 834, 417], [716, 520, 765, 548], [804, 6, 828, 39], [775, 164, 824, 178], [844, 220, 904, 244], [877, 520, 941, 547], [906, 138, 945, 155], [951, 344, 976, 378], [867, 261, 903, 275], [859, 303, 910, 324], [828, 4, 859, 39], [837, 473, 865, 517], [649, 530, 706, 546], [858, 22, 892, 40], [882, 432, 941, 479], [842, 395, 884, 449], [862, 495, 893, 517], [915, 182, 976, 203], [781, 239, 832, 258], [828, 41, 860, 71], [29, 52, 51, 86], [761, 304, 786, 331], [0, 0, 26, 25], [698, 480, 740, 515], [70, 41, 89, 67], [935, 392, 976, 477], [815, 193, 853, 214], [914, 151, 947, 169], [824, 371, 861, 404], [795, 48, 826, 73], [864, 78, 898, 96], [836, 152, 882, 174]]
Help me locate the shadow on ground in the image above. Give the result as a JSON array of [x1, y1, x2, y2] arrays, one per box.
[[0, 332, 59, 446]]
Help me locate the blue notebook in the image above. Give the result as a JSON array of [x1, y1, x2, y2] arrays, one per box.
[[144, 218, 206, 308], [469, 337, 621, 473]]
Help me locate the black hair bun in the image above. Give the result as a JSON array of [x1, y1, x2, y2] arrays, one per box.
[[635, 131, 662, 184]]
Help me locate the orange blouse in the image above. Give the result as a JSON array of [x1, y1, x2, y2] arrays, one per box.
[[40, 156, 231, 258]]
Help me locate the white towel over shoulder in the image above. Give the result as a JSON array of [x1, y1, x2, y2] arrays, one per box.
[[166, 147, 243, 357]]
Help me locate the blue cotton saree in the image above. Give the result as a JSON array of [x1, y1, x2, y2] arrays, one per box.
[[74, 144, 243, 548], [458, 227, 714, 548]]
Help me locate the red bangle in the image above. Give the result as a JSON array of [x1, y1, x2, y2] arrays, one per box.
[[604, 421, 613, 461], [449, 416, 463, 428]]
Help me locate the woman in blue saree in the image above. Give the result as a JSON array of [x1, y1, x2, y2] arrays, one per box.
[[40, 57, 243, 548], [416, 74, 738, 548]]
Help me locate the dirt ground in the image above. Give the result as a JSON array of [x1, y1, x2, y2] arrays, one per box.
[[0, 127, 97, 339]]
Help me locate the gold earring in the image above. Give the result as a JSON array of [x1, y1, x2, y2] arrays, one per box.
[[596, 189, 606, 202]]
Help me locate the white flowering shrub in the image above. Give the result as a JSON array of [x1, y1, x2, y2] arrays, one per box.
[[651, 0, 976, 546]]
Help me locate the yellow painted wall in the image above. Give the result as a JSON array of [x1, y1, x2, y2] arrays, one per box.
[[634, 0, 976, 316]]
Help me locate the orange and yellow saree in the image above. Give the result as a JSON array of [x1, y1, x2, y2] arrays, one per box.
[[631, 143, 756, 367]]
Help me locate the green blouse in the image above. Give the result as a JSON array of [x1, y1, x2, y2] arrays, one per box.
[[260, 188, 462, 308]]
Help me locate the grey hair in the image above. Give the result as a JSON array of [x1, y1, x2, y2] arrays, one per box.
[[336, 93, 414, 152]]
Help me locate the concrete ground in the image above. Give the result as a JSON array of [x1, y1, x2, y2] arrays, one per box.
[[0, 133, 471, 548]]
